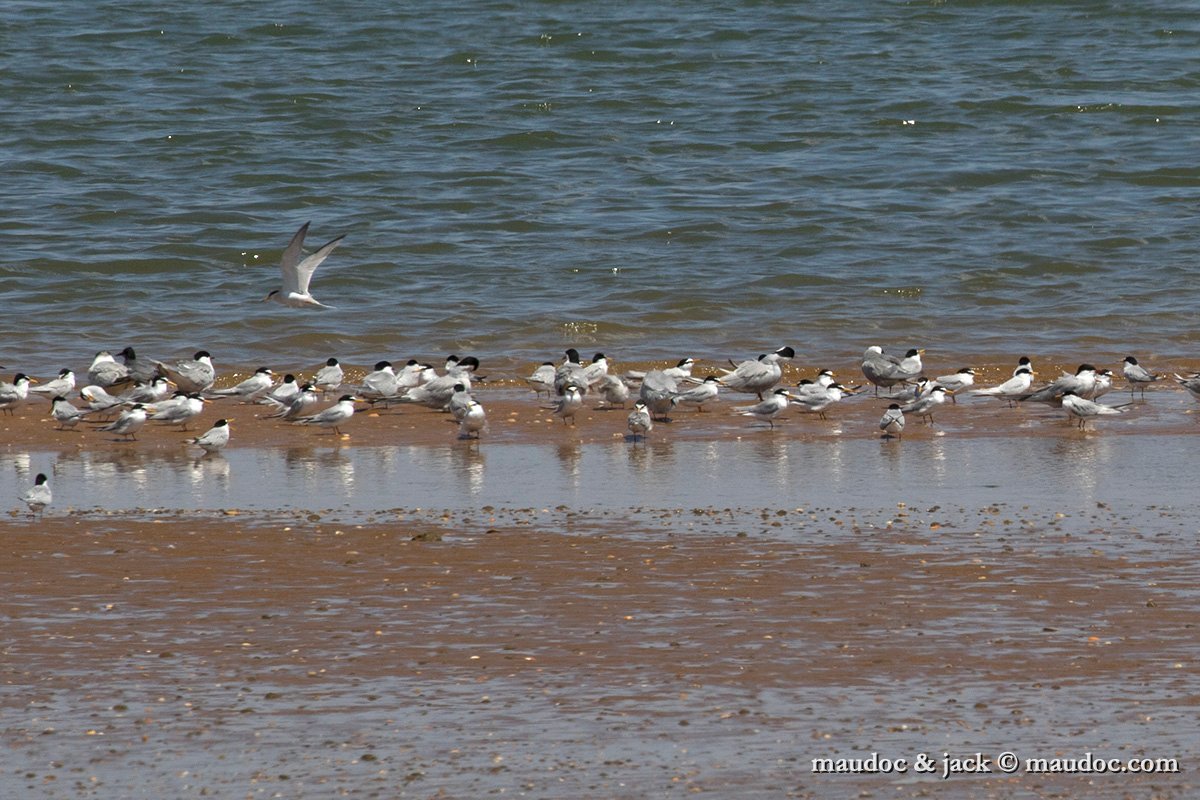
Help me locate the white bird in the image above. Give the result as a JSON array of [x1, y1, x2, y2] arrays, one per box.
[[1019, 364, 1097, 406], [0, 373, 35, 415], [862, 347, 923, 393], [582, 353, 609, 386], [1175, 373, 1200, 402], [1093, 369, 1114, 399], [154, 351, 216, 393], [29, 368, 75, 397], [188, 418, 231, 453], [1061, 390, 1128, 429], [266, 382, 319, 420], [86, 350, 131, 388], [671, 375, 721, 412], [719, 346, 795, 398], [50, 396, 88, 430], [1122, 356, 1161, 397], [554, 349, 589, 396], [79, 385, 125, 416], [525, 362, 557, 396], [971, 367, 1035, 407], [885, 376, 931, 405], [294, 394, 360, 435], [21, 473, 52, 515], [264, 221, 345, 309], [209, 367, 275, 401], [457, 400, 487, 439], [879, 403, 905, 440], [257, 373, 300, 408], [358, 361, 400, 401], [403, 357, 480, 409], [733, 388, 794, 429], [594, 374, 631, 408], [626, 402, 653, 440], [638, 369, 679, 420], [790, 383, 852, 420], [935, 367, 975, 402], [120, 376, 173, 404], [446, 384, 474, 421], [312, 358, 344, 397], [547, 384, 583, 425], [99, 403, 148, 440], [901, 385, 951, 423], [149, 392, 206, 430]]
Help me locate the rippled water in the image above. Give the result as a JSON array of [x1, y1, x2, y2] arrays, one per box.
[[4, 1, 1200, 373]]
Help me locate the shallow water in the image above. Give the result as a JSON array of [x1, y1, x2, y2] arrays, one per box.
[[5, 432, 1197, 539]]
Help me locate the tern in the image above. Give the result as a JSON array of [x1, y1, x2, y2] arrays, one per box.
[[79, 385, 125, 416], [264, 221, 345, 309], [525, 362, 557, 396], [790, 382, 852, 420], [0, 373, 35, 415], [1061, 390, 1128, 429], [153, 351, 216, 393], [295, 394, 361, 435], [934, 368, 975, 402], [99, 403, 148, 440], [627, 402, 653, 441], [732, 388, 794, 429], [547, 384, 583, 425], [209, 367, 275, 401], [149, 392, 206, 430], [266, 382, 320, 420], [189, 418, 231, 453], [719, 346, 795, 399], [1018, 364, 1097, 406], [86, 350, 131, 388], [457, 400, 487, 439], [258, 374, 300, 408], [30, 368, 75, 398], [670, 375, 721, 412], [21, 473, 52, 515], [554, 349, 589, 396], [312, 358, 344, 397], [638, 369, 679, 421], [50, 396, 88, 430], [901, 385, 951, 423], [1122, 356, 1161, 397], [970, 366, 1035, 407], [1173, 373, 1200, 402], [121, 376, 173, 405], [879, 403, 905, 440], [594, 374, 631, 408]]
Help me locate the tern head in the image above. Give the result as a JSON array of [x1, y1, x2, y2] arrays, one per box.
[[564, 348, 581, 364], [1076, 364, 1096, 374], [193, 350, 212, 361], [325, 357, 339, 367], [456, 356, 481, 371], [1123, 356, 1138, 365], [254, 367, 273, 375], [213, 419, 230, 427], [702, 375, 719, 384], [774, 346, 796, 360], [676, 357, 695, 368], [372, 361, 392, 372], [591, 353, 606, 363]]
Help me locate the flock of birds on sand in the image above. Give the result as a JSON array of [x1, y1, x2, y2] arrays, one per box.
[[8, 222, 1200, 514], [7, 341, 1200, 515]]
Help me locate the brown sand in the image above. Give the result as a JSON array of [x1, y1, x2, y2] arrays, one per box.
[[2, 356, 1198, 797]]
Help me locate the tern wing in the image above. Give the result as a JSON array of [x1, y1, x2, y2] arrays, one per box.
[[291, 231, 345, 295]]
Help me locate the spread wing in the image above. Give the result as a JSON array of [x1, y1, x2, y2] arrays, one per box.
[[280, 222, 346, 296]]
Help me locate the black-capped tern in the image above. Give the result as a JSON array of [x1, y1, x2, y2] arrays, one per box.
[[189, 418, 231, 453], [0, 373, 34, 415], [732, 387, 794, 429], [149, 392, 206, 430], [313, 358, 344, 397], [87, 350, 131, 388], [99, 403, 148, 440], [21, 473, 52, 515], [154, 351, 216, 393], [1122, 356, 1161, 397], [901, 384, 950, 423], [1018, 364, 1097, 406], [295, 394, 361, 435], [547, 384, 583, 425], [50, 396, 88, 430], [970, 366, 1035, 407], [594, 374, 631, 408], [934, 367, 975, 402], [30, 368, 75, 398], [265, 221, 345, 309], [1061, 389, 1128, 429], [719, 346, 795, 399], [121, 376, 173, 405], [879, 403, 905, 440], [670, 375, 720, 412], [209, 367, 275, 401], [266, 382, 319, 420], [525, 362, 557, 396]]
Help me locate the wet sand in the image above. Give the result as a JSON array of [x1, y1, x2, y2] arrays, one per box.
[[3, 356, 1199, 797]]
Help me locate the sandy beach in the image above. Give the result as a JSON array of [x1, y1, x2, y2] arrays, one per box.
[[3, 356, 1199, 798]]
